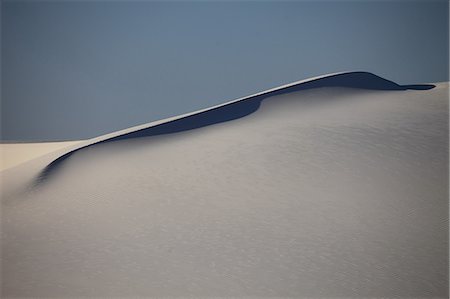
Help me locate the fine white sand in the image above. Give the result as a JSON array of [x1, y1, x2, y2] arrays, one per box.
[[1, 83, 448, 298], [0, 141, 83, 171]]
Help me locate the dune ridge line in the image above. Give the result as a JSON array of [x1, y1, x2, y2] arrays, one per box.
[[33, 71, 435, 185]]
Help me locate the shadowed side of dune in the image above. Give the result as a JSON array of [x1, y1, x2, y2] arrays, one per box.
[[34, 72, 434, 185]]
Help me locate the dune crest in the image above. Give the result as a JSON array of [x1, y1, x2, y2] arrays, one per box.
[[34, 71, 434, 185]]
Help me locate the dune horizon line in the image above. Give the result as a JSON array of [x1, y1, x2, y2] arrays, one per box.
[[30, 71, 435, 185]]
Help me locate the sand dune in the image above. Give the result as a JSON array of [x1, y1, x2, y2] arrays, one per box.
[[30, 71, 435, 185], [1, 73, 448, 298]]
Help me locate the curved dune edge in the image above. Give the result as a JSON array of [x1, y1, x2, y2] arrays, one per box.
[[48, 71, 434, 146], [0, 141, 84, 172], [34, 71, 436, 184], [1, 71, 434, 178], [1, 72, 343, 173]]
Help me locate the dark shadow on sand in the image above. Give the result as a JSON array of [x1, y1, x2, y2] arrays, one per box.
[[34, 72, 434, 185]]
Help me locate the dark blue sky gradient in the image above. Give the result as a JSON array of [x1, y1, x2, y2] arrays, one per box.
[[1, 0, 448, 141]]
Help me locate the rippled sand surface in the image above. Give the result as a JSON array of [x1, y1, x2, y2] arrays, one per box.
[[1, 84, 448, 298]]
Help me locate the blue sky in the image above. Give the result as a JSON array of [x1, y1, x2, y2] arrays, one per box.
[[2, 0, 448, 141]]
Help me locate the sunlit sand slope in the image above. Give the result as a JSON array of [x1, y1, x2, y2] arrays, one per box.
[[0, 141, 82, 171]]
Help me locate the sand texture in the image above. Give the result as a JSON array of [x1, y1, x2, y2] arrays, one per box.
[[1, 74, 448, 298]]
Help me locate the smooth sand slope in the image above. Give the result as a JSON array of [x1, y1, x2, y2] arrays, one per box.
[[0, 141, 83, 171], [1, 73, 448, 298]]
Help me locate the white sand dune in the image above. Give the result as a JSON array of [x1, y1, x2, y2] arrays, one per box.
[[1, 76, 448, 297], [0, 72, 347, 178]]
